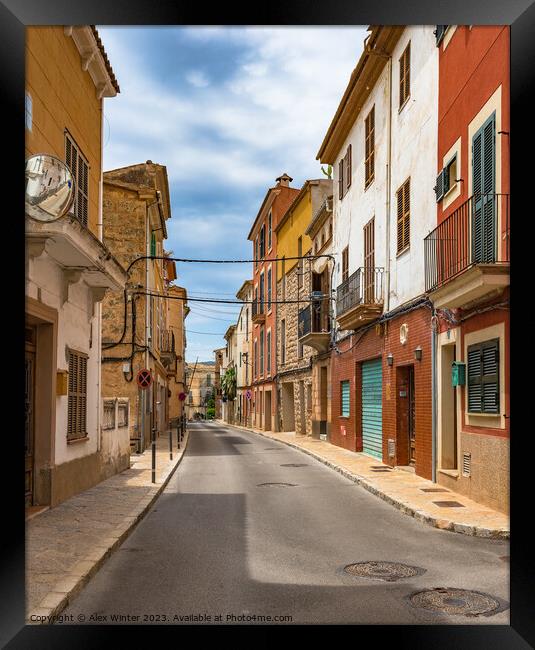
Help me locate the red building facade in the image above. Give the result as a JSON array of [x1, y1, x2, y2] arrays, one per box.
[[248, 174, 300, 431], [427, 26, 510, 512]]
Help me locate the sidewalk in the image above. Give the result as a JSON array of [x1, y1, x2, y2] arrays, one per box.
[[219, 420, 509, 540], [26, 426, 190, 624]]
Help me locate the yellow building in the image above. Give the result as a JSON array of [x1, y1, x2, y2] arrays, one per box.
[[166, 285, 189, 424], [25, 27, 126, 510], [275, 180, 332, 434]]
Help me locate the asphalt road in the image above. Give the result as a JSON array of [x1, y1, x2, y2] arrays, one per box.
[[61, 421, 509, 625]]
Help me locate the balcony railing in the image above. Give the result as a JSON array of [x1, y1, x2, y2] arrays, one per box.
[[252, 299, 265, 322], [298, 302, 331, 338], [424, 193, 510, 293], [336, 267, 384, 317]]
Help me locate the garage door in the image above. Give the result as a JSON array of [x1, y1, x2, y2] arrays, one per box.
[[362, 358, 383, 459]]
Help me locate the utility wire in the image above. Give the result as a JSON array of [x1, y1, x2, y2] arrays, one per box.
[[131, 290, 332, 306]]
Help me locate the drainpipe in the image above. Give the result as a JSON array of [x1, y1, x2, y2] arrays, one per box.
[[96, 104, 104, 453], [431, 308, 437, 483], [144, 210, 151, 450], [385, 55, 393, 312]]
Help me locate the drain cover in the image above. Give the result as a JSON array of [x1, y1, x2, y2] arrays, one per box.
[[257, 482, 297, 487], [280, 463, 307, 467], [264, 447, 282, 451], [409, 588, 504, 617], [420, 488, 450, 493], [371, 469, 392, 472], [343, 561, 425, 582], [433, 500, 465, 508]]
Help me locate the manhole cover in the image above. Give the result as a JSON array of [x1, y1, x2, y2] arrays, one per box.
[[257, 482, 297, 488], [343, 561, 425, 582], [409, 588, 504, 617], [280, 463, 307, 467]]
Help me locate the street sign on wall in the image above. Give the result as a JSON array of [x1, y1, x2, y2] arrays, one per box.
[[136, 369, 153, 389]]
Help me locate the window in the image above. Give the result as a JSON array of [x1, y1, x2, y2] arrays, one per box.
[[259, 272, 265, 311], [267, 267, 272, 310], [341, 380, 350, 417], [255, 237, 259, 268], [150, 232, 156, 257], [254, 340, 258, 378], [207, 374, 211, 386], [345, 144, 352, 191], [118, 401, 128, 428], [281, 256, 286, 301], [297, 236, 303, 289], [65, 132, 89, 227], [259, 224, 266, 259], [364, 217, 375, 302], [260, 328, 264, 375], [103, 400, 115, 430], [267, 330, 271, 374], [435, 155, 458, 202], [342, 246, 349, 282], [399, 42, 411, 109], [396, 178, 410, 254], [467, 339, 500, 414], [245, 308, 249, 342], [338, 158, 344, 199], [365, 106, 375, 187], [268, 210, 272, 250], [67, 349, 88, 441], [281, 319, 286, 365]]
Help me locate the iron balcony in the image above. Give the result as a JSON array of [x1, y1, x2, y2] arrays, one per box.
[[298, 301, 331, 353], [251, 299, 266, 323], [424, 193, 509, 308], [336, 267, 384, 331]]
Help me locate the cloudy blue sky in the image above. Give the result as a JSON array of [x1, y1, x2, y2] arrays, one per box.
[[98, 26, 367, 361]]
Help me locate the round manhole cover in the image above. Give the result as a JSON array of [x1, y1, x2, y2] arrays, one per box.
[[343, 561, 425, 582], [409, 588, 504, 617], [257, 482, 297, 488], [280, 463, 307, 467]]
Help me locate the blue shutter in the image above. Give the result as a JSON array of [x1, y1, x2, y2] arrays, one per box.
[[472, 113, 496, 263], [362, 359, 383, 459]]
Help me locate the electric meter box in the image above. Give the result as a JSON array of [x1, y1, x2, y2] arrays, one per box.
[[451, 361, 466, 387]]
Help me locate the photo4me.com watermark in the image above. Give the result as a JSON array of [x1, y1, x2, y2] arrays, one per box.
[[29, 612, 294, 624]]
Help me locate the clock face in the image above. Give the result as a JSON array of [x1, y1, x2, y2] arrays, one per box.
[[25, 154, 75, 222]]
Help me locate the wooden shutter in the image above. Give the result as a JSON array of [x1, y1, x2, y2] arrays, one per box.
[[365, 107, 375, 187], [267, 267, 272, 309], [399, 42, 410, 108], [67, 350, 88, 440], [397, 179, 410, 253], [342, 246, 349, 282], [467, 339, 499, 413], [364, 217, 375, 302], [267, 331, 271, 373], [65, 133, 89, 227], [346, 144, 352, 190], [338, 159, 344, 199]]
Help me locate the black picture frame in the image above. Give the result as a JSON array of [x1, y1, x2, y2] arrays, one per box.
[[4, 0, 534, 646]]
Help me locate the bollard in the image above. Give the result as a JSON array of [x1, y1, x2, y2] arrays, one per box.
[[151, 426, 156, 483], [169, 428, 173, 461]]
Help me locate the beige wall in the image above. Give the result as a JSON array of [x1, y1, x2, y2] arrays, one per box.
[[25, 27, 103, 236]]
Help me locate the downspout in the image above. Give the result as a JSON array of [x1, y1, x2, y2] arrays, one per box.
[[96, 104, 104, 453], [144, 208, 150, 450], [385, 55, 393, 313]]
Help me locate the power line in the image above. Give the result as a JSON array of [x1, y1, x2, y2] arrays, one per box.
[[132, 290, 330, 305]]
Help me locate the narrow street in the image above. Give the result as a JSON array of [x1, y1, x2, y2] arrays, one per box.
[[61, 422, 509, 625]]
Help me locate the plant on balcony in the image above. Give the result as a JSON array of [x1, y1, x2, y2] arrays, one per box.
[[221, 366, 237, 401]]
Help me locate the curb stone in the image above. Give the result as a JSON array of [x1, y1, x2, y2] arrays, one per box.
[[27, 428, 190, 625], [217, 420, 509, 541]]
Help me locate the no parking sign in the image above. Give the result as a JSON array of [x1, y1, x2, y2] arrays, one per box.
[[136, 368, 153, 389]]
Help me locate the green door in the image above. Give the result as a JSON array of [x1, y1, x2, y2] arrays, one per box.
[[472, 112, 496, 263], [362, 358, 383, 459]]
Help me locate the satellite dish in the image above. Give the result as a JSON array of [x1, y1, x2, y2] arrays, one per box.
[[25, 154, 75, 222]]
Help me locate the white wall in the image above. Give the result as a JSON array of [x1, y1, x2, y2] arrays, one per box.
[[27, 252, 100, 465], [331, 26, 438, 330]]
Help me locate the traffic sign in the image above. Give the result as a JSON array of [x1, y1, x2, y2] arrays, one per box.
[[137, 368, 153, 389]]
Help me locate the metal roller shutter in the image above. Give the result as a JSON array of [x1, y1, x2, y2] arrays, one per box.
[[362, 358, 383, 459]]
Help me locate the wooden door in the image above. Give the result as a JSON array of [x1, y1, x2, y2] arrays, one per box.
[[364, 217, 375, 303], [408, 366, 416, 465]]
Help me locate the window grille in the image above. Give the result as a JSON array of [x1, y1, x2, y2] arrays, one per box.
[[103, 400, 116, 430]]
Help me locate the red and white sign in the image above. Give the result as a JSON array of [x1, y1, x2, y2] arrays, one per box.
[[136, 368, 153, 389], [340, 425, 346, 437]]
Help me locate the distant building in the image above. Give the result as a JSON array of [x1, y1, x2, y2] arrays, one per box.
[[185, 363, 215, 420], [235, 280, 253, 427]]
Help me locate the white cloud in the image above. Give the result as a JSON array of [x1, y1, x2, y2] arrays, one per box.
[[186, 69, 210, 88]]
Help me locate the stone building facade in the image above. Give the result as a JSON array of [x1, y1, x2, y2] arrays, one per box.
[[185, 362, 216, 420], [166, 285, 189, 425], [101, 162, 174, 453]]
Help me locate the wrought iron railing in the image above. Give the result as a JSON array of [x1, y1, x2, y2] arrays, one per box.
[[298, 301, 331, 338], [252, 299, 264, 318], [424, 193, 510, 293], [336, 267, 384, 316]]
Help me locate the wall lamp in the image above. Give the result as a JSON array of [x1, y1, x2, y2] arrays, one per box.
[[414, 346, 423, 362], [386, 353, 394, 366]]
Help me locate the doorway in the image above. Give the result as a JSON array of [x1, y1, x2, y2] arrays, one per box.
[[25, 327, 36, 507], [299, 381, 306, 434], [281, 382, 295, 431], [440, 344, 458, 469], [264, 390, 272, 431], [396, 365, 415, 466]]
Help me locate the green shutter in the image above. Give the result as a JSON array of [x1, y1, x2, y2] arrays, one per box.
[[151, 232, 156, 257], [467, 339, 499, 414], [472, 113, 496, 263], [341, 380, 350, 417]]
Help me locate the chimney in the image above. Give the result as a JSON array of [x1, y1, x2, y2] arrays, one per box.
[[276, 173, 293, 187]]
